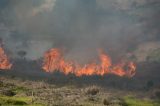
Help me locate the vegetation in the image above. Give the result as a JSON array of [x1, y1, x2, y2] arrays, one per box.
[[147, 49, 160, 62], [85, 86, 100, 95], [0, 95, 29, 105], [145, 80, 154, 90], [12, 86, 30, 94], [0, 77, 160, 106], [0, 95, 45, 106], [123, 96, 160, 106], [155, 90, 160, 99]]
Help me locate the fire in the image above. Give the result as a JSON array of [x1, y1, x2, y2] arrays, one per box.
[[42, 48, 61, 72], [0, 44, 12, 70], [42, 48, 136, 77]]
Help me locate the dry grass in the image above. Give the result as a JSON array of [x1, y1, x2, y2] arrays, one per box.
[[0, 76, 159, 106]]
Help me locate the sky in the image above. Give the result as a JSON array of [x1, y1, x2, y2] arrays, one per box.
[[0, 0, 159, 62]]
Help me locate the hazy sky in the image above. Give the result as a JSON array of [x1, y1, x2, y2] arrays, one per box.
[[0, 0, 159, 62]]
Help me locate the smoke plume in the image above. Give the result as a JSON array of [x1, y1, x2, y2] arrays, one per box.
[[0, 0, 159, 63]]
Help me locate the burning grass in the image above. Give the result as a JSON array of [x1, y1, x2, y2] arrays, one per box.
[[0, 44, 12, 70], [42, 48, 136, 77]]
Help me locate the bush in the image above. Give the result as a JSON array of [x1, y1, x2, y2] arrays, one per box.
[[155, 91, 160, 99], [103, 99, 110, 105], [0, 81, 3, 87], [85, 86, 100, 95], [123, 96, 160, 106], [0, 96, 30, 106], [145, 80, 154, 90], [1, 90, 16, 96]]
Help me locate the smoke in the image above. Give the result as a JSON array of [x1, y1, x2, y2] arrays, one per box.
[[31, 0, 57, 16], [0, 0, 159, 62]]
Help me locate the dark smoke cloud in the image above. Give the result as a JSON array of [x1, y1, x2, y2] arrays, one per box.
[[0, 0, 159, 62]]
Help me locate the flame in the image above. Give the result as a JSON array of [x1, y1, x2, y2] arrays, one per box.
[[0, 45, 12, 70], [42, 48, 136, 77]]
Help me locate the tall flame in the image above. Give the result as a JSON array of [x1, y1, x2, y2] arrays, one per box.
[[42, 48, 136, 77], [0, 44, 12, 70]]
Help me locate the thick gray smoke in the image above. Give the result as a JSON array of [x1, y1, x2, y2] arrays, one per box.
[[0, 0, 159, 63]]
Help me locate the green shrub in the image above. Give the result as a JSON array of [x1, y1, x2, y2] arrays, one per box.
[[12, 86, 29, 93], [123, 96, 160, 106], [0, 95, 29, 105]]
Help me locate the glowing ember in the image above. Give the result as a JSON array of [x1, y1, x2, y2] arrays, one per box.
[[0, 44, 12, 70], [42, 48, 136, 77]]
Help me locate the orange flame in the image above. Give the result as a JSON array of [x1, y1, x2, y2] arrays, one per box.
[[0, 45, 12, 70], [42, 48, 136, 77]]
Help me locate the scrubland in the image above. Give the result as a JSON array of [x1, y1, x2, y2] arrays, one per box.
[[0, 76, 160, 106]]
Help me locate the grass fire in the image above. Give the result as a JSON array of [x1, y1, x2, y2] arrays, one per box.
[[42, 48, 136, 77], [0, 43, 12, 70], [0, 0, 160, 106]]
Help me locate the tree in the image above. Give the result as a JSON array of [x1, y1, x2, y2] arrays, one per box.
[[146, 80, 154, 90], [17, 50, 27, 59]]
